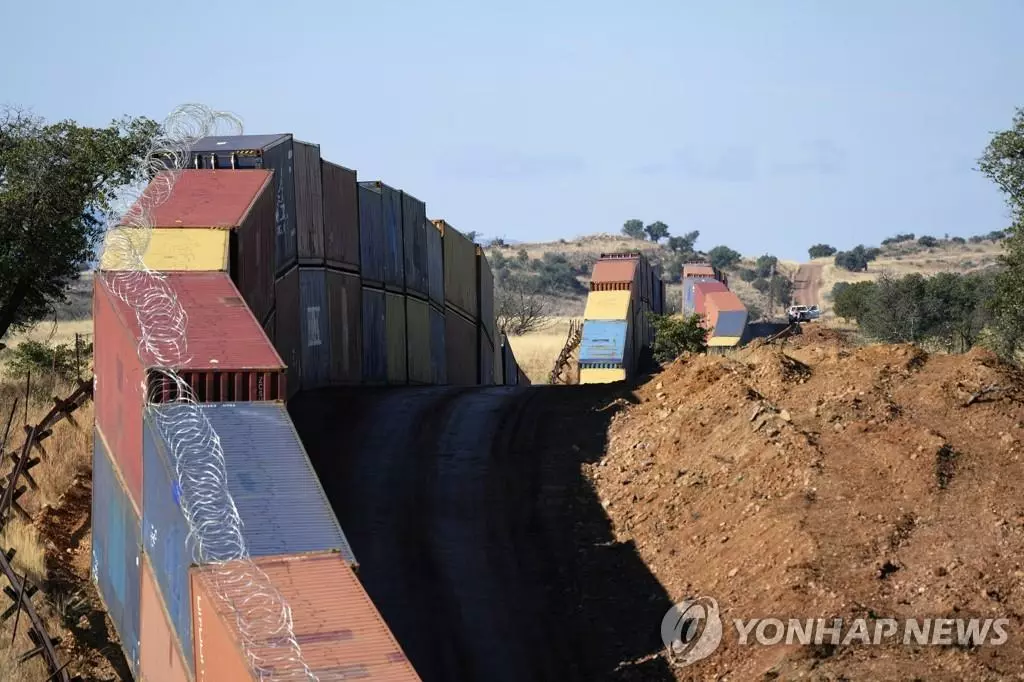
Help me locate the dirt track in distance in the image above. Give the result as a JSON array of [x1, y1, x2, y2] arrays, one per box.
[[792, 263, 824, 308]]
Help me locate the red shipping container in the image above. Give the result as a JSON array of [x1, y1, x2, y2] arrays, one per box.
[[123, 169, 277, 329], [94, 272, 287, 507], [693, 280, 729, 317], [139, 554, 191, 682], [590, 258, 638, 292]]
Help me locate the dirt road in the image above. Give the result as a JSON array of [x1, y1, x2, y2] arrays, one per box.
[[792, 262, 824, 307], [291, 385, 679, 682]]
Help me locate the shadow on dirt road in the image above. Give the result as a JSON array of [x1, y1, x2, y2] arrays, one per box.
[[291, 384, 679, 682]]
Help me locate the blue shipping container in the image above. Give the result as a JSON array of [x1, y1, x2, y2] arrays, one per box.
[[362, 286, 388, 383], [299, 267, 332, 390], [92, 430, 141, 676], [429, 305, 447, 384], [713, 309, 748, 338], [142, 403, 356, 671], [426, 219, 444, 309], [189, 134, 297, 275], [358, 183, 385, 284], [381, 183, 405, 290], [580, 320, 628, 364]]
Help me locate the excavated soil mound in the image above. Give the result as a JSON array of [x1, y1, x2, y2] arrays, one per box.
[[593, 339, 1024, 680]]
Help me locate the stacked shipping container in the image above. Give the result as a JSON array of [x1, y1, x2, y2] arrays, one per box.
[[95, 129, 530, 680]]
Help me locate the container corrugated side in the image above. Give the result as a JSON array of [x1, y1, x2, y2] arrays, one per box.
[[583, 290, 632, 320], [477, 246, 495, 340], [274, 267, 302, 400], [402, 191, 429, 299], [294, 141, 325, 264], [436, 220, 478, 320], [234, 170, 277, 327], [92, 428, 141, 676], [322, 161, 360, 272], [143, 404, 358, 669], [191, 554, 421, 682], [429, 306, 447, 384], [580, 320, 629, 364], [590, 258, 638, 289], [693, 280, 728, 317], [502, 339, 517, 386], [381, 183, 405, 291], [93, 275, 145, 508], [299, 267, 332, 390], [426, 219, 444, 308], [711, 309, 747, 338], [358, 183, 385, 284], [326, 269, 362, 384], [493, 327, 502, 387], [687, 279, 728, 316], [100, 228, 229, 272], [445, 308, 478, 385], [262, 309, 276, 345], [361, 287, 387, 384], [385, 292, 408, 384], [479, 326, 494, 385], [139, 553, 191, 682], [406, 296, 431, 384]]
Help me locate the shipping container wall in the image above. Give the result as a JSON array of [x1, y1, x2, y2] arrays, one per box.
[[274, 267, 302, 400], [234, 175, 277, 326], [326, 270, 362, 384], [139, 554, 191, 682], [438, 220, 478, 320], [402, 192, 429, 298], [100, 227, 230, 272], [385, 292, 408, 384], [322, 161, 360, 272], [263, 138, 297, 275], [358, 184, 385, 284], [92, 429, 141, 676], [93, 275, 145, 508], [361, 287, 387, 384], [426, 220, 444, 309], [493, 327, 502, 388], [583, 290, 632, 320], [381, 183, 405, 290], [429, 306, 447, 384], [580, 320, 629, 364], [141, 419, 194, 670], [477, 247, 495, 341], [479, 327, 494, 385], [299, 268, 331, 390], [445, 309, 478, 385], [406, 296, 431, 384], [294, 141, 325, 264], [712, 309, 748, 338], [262, 309, 276, 346]]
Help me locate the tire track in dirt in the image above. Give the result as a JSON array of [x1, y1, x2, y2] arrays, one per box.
[[792, 263, 824, 308]]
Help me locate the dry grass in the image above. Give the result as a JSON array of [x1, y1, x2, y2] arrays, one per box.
[[507, 317, 577, 384]]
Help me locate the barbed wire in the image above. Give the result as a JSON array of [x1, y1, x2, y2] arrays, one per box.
[[97, 104, 318, 681]]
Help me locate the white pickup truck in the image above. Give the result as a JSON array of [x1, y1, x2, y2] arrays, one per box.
[[787, 305, 821, 323]]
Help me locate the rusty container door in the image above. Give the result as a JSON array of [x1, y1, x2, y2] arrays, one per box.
[[322, 160, 360, 272], [294, 140, 324, 265], [405, 296, 431, 384], [274, 267, 302, 399], [385, 292, 408, 384], [445, 309, 478, 386], [299, 267, 331, 390], [326, 269, 362, 384], [401, 191, 429, 299], [361, 287, 387, 384]]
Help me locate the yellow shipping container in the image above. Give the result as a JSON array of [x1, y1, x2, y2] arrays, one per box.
[[100, 228, 229, 272], [579, 367, 627, 384], [583, 290, 632, 320], [707, 336, 742, 347]]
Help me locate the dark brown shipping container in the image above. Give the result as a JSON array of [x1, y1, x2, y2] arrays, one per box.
[[326, 269, 362, 384], [294, 141, 325, 264], [436, 219, 478, 321], [262, 309, 276, 345], [321, 161, 360, 272], [445, 307, 478, 386], [402, 191, 429, 299], [275, 267, 303, 400], [233, 173, 277, 327], [476, 246, 495, 341]]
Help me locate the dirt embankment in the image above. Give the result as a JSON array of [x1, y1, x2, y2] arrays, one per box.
[[593, 326, 1024, 680]]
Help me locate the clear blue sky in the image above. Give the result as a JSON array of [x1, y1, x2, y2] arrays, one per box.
[[4, 1, 1023, 260]]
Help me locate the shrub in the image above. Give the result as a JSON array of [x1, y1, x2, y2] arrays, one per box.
[[738, 268, 758, 282], [4, 339, 92, 383], [649, 313, 708, 363], [808, 244, 837, 258], [751, 278, 770, 293], [918, 235, 939, 248]]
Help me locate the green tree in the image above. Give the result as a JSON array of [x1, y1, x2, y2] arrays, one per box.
[[621, 219, 645, 240], [754, 254, 778, 278], [918, 235, 939, 247], [751, 277, 770, 293], [832, 281, 876, 323], [707, 245, 742, 270], [649, 313, 708, 362], [0, 108, 158, 340], [978, 107, 1024, 357], [667, 230, 699, 254], [465, 230, 480, 242], [834, 244, 879, 272], [644, 220, 670, 242], [808, 244, 837, 258], [738, 268, 758, 282], [769, 274, 794, 306]]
